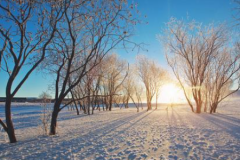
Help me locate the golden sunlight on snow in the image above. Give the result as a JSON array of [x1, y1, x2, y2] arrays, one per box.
[[158, 83, 186, 104]]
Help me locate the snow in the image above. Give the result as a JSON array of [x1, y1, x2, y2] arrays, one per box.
[[1, 101, 240, 159]]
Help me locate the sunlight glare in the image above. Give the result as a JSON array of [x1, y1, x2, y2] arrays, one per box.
[[158, 83, 185, 104]]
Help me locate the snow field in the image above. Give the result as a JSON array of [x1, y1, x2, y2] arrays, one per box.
[[0, 102, 240, 159]]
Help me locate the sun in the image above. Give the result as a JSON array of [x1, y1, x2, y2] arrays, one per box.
[[158, 83, 185, 104]]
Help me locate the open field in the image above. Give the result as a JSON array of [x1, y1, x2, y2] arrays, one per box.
[[1, 101, 240, 160]]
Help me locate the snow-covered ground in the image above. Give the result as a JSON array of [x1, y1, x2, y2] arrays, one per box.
[[0, 101, 240, 160]]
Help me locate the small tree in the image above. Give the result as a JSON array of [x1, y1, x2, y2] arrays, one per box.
[[39, 92, 52, 135], [134, 84, 144, 110]]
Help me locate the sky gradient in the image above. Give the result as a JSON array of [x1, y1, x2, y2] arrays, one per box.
[[0, 0, 237, 97]]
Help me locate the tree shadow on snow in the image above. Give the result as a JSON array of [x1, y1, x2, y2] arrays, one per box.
[[200, 114, 240, 140], [0, 110, 150, 159]]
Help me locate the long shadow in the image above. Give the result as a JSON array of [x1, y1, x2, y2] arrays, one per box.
[[63, 110, 147, 137], [212, 114, 240, 125], [16, 111, 89, 130], [198, 114, 240, 140], [167, 106, 181, 139], [167, 107, 200, 159], [0, 111, 100, 147], [171, 107, 187, 127], [2, 112, 86, 130], [80, 110, 147, 138], [167, 106, 179, 127], [0, 109, 147, 159], [117, 110, 155, 134], [167, 106, 179, 158]]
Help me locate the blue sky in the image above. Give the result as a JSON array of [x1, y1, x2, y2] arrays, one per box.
[[121, 0, 235, 64], [0, 0, 237, 97]]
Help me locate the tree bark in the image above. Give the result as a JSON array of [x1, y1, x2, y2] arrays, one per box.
[[50, 102, 60, 135], [5, 98, 17, 143], [210, 103, 218, 114], [109, 96, 113, 111], [70, 91, 79, 115], [210, 107, 214, 114], [204, 102, 207, 112], [196, 101, 202, 113]]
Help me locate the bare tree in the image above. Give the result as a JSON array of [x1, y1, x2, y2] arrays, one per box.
[[0, 36, 7, 70], [90, 73, 103, 114], [101, 54, 129, 111], [206, 46, 240, 113], [82, 66, 101, 115], [71, 82, 87, 113], [42, 0, 140, 135], [136, 55, 158, 111], [152, 64, 167, 109], [122, 66, 137, 109], [134, 84, 144, 110], [163, 18, 238, 113], [0, 0, 64, 143], [233, 0, 240, 26], [39, 92, 52, 135], [69, 89, 80, 115]]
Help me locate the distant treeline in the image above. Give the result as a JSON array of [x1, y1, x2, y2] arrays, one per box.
[[0, 97, 47, 103], [0, 97, 105, 104]]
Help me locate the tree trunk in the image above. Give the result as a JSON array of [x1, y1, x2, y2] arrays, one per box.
[[125, 98, 129, 108], [210, 107, 213, 114], [109, 96, 113, 111], [210, 103, 218, 114], [210, 102, 217, 114], [78, 101, 82, 111], [75, 104, 79, 115], [213, 102, 218, 113], [109, 103, 112, 111], [5, 98, 17, 143], [50, 102, 60, 135], [196, 106, 201, 113], [213, 107, 216, 113], [155, 96, 158, 110], [70, 91, 79, 115], [147, 100, 151, 111], [148, 97, 152, 111], [196, 101, 202, 113], [204, 102, 207, 112]]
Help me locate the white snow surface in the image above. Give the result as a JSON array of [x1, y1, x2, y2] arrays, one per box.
[[0, 101, 240, 160]]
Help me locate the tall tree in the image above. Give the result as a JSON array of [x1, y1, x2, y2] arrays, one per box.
[[152, 63, 167, 109], [163, 18, 238, 113], [0, 0, 64, 143], [42, 0, 140, 135], [101, 54, 129, 111], [205, 46, 240, 113], [122, 66, 136, 109], [136, 55, 160, 111]]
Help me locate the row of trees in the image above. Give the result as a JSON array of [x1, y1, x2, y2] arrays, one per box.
[[0, 0, 167, 143], [66, 54, 167, 115], [0, 0, 144, 143], [1, 0, 240, 144]]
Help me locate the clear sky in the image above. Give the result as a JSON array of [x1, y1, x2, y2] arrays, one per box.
[[0, 0, 237, 97]]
